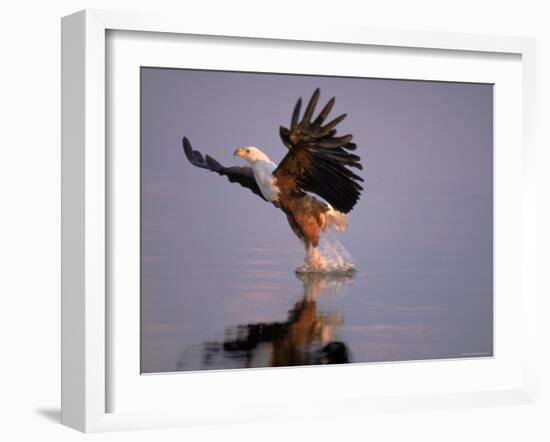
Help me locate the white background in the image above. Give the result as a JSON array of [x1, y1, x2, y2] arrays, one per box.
[[0, 1, 548, 441]]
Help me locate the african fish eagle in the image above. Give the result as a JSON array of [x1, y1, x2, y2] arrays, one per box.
[[182, 88, 363, 269]]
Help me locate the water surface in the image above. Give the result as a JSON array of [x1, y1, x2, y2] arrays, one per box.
[[141, 229, 492, 373]]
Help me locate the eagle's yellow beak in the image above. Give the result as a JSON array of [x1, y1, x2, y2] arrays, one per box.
[[233, 148, 245, 158]]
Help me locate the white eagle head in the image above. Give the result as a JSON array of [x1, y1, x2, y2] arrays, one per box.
[[233, 146, 271, 164]]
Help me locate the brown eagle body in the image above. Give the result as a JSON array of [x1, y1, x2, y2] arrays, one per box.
[[182, 88, 363, 269], [277, 194, 330, 250]]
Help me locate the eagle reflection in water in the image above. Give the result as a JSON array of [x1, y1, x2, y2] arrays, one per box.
[[177, 272, 355, 371]]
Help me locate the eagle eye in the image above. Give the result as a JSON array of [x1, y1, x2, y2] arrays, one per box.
[[246, 149, 250, 154]]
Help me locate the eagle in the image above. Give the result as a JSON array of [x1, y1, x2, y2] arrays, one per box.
[[182, 88, 363, 270]]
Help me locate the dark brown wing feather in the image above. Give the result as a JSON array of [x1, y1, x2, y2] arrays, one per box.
[[182, 137, 267, 201], [275, 89, 363, 213]]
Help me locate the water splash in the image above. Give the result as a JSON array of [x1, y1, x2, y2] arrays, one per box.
[[296, 231, 356, 274]]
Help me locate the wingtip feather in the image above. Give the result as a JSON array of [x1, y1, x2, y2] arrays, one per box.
[[301, 88, 321, 124], [291, 98, 302, 129], [182, 137, 193, 158]]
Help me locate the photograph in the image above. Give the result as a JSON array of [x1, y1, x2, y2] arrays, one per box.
[[140, 67, 493, 373]]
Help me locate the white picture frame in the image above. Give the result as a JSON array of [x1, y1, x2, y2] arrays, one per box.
[[61, 9, 537, 433]]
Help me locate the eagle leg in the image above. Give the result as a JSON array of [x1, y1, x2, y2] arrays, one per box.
[[293, 213, 326, 270], [310, 246, 323, 268], [281, 195, 334, 270]]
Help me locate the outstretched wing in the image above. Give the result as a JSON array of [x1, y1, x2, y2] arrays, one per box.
[[275, 88, 363, 213], [182, 137, 268, 201]]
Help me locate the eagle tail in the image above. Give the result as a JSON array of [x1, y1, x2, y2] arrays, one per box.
[[326, 208, 348, 231]]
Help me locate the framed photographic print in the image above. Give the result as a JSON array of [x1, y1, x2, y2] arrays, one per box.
[[61, 9, 537, 432]]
